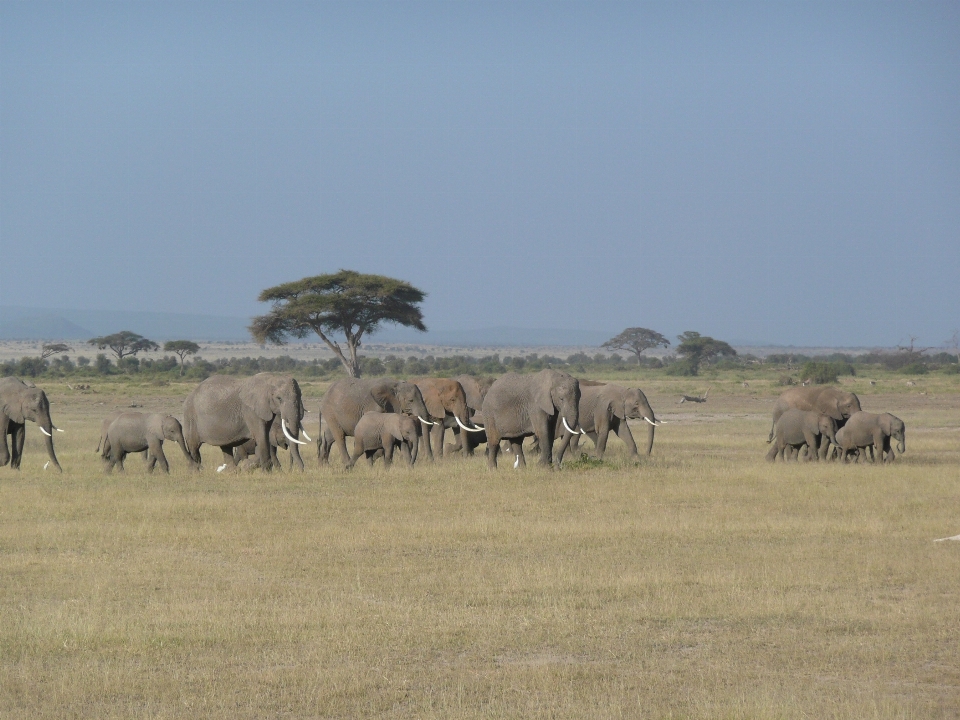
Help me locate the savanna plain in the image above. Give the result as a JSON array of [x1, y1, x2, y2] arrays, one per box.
[[3, 372, 960, 718]]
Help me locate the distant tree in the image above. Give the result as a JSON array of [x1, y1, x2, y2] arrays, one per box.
[[163, 340, 201, 376], [88, 331, 159, 361], [602, 327, 671, 365], [946, 330, 960, 365], [250, 270, 427, 378], [40, 343, 71, 360], [675, 331, 737, 375]]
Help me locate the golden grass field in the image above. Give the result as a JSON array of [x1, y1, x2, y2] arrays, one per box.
[[2, 372, 960, 718]]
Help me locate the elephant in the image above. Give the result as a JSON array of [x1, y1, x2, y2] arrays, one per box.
[[411, 377, 484, 460], [481, 369, 580, 469], [318, 378, 430, 468], [0, 377, 62, 472], [765, 409, 838, 462], [554, 381, 661, 464], [233, 412, 304, 471], [97, 409, 146, 461], [768, 386, 861, 443], [444, 375, 496, 457], [834, 411, 905, 463], [102, 412, 194, 473], [349, 412, 420, 468], [182, 373, 308, 472]]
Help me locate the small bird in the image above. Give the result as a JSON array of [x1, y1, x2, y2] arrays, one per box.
[[216, 463, 228, 473], [513, 454, 520, 469], [43, 462, 50, 470]]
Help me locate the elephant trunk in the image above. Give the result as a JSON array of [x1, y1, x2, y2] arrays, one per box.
[[37, 409, 61, 472], [410, 431, 419, 465], [898, 431, 906, 454], [173, 429, 195, 467], [644, 420, 655, 455]]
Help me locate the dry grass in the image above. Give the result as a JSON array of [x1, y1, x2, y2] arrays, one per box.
[[2, 381, 960, 718]]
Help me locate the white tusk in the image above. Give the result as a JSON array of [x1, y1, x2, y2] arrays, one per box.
[[301, 429, 312, 442], [418, 415, 436, 426], [39, 427, 53, 437], [217, 464, 227, 473], [282, 419, 307, 445], [934, 534, 960, 542], [562, 417, 578, 435], [456, 416, 484, 433], [644, 417, 657, 427], [55, 427, 64, 433]]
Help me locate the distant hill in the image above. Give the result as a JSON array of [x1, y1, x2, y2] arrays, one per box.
[[0, 306, 251, 341]]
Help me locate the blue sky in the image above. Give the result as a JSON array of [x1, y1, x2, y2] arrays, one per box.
[[1, 1, 958, 346]]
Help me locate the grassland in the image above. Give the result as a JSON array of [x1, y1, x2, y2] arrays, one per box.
[[2, 372, 959, 718]]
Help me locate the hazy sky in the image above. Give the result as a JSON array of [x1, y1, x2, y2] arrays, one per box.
[[1, 1, 958, 346]]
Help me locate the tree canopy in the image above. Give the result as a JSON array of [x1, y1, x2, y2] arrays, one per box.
[[163, 340, 201, 376], [88, 331, 159, 361], [249, 270, 427, 377], [675, 331, 736, 375], [40, 343, 71, 360], [601, 327, 670, 365]]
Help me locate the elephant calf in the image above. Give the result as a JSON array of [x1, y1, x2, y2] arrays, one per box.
[[835, 411, 906, 463], [766, 409, 837, 462], [102, 412, 194, 473], [350, 412, 419, 469]]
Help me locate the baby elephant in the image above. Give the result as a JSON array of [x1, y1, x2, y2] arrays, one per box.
[[835, 411, 905, 463], [766, 408, 837, 462], [102, 412, 194, 473], [350, 412, 419, 468]]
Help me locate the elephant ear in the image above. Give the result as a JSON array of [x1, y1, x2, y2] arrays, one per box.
[[535, 377, 556, 416], [419, 383, 446, 419], [371, 384, 395, 412], [239, 380, 276, 422], [827, 398, 844, 422], [879, 414, 895, 435]]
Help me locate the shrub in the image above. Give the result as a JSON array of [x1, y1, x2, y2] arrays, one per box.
[[95, 354, 113, 375], [664, 359, 698, 376], [800, 361, 855, 384], [777, 374, 796, 386], [899, 362, 928, 375], [942, 364, 960, 375]]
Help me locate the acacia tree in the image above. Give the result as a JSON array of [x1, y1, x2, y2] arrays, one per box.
[[601, 327, 671, 365], [249, 270, 427, 378], [675, 331, 736, 375], [163, 340, 201, 376], [88, 331, 159, 361], [40, 343, 71, 360]]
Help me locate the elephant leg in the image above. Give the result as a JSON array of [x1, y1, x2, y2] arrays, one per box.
[[0, 417, 10, 467], [400, 440, 413, 465], [765, 442, 779, 462], [555, 430, 573, 465], [802, 431, 819, 461], [11, 423, 26, 469], [151, 441, 170, 473], [330, 426, 352, 468], [616, 418, 641, 461], [347, 441, 364, 469], [533, 417, 554, 468], [594, 417, 612, 460], [430, 422, 445, 460], [116, 450, 127, 472], [486, 428, 501, 469], [419, 422, 434, 462], [383, 440, 394, 467]]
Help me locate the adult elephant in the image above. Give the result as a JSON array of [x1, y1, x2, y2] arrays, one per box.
[[555, 381, 661, 464], [233, 413, 304, 471], [182, 373, 308, 472], [481, 369, 580, 469], [768, 386, 861, 443], [318, 378, 430, 468], [411, 377, 484, 460], [445, 375, 495, 457], [0, 377, 62, 472]]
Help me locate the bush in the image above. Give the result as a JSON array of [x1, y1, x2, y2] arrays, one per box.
[[16, 357, 47, 377], [664, 359, 698, 376], [777, 374, 796, 386], [942, 364, 960, 375], [899, 362, 928, 375], [95, 354, 113, 375], [799, 361, 855, 384]]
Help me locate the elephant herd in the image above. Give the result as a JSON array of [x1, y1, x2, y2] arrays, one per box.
[[766, 386, 906, 464], [0, 372, 907, 475]]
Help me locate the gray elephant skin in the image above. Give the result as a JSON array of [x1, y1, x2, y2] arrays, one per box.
[[233, 412, 304, 471], [835, 411, 905, 463], [318, 378, 430, 467], [102, 411, 194, 473], [412, 377, 484, 460], [183, 373, 307, 471], [768, 386, 861, 442], [350, 412, 419, 468], [766, 409, 837, 462], [555, 381, 659, 463], [0, 377, 62, 472], [481, 369, 580, 469], [444, 375, 495, 457]]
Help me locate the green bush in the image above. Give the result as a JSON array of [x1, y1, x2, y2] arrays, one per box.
[[800, 361, 855, 384], [899, 362, 928, 375], [664, 359, 698, 376], [942, 364, 960, 375]]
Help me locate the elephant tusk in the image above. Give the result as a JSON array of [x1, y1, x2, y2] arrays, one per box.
[[39, 427, 53, 437], [643, 417, 657, 427], [418, 415, 436, 426], [562, 417, 584, 435], [55, 427, 64, 433], [456, 416, 484, 433], [282, 419, 308, 445], [301, 429, 312, 442]]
